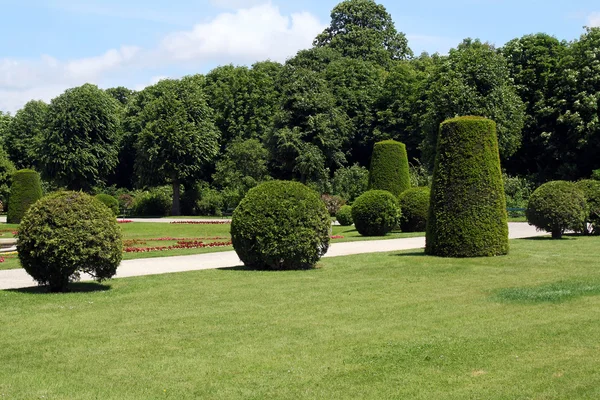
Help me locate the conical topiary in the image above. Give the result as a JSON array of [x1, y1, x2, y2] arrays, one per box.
[[368, 140, 410, 197], [7, 169, 43, 224]]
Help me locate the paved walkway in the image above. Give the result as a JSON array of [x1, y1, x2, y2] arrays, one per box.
[[0, 223, 546, 290]]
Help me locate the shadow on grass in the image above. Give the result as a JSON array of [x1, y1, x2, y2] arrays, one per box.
[[390, 251, 427, 257], [218, 264, 319, 272], [494, 280, 600, 304], [517, 235, 579, 241], [7, 282, 112, 295]]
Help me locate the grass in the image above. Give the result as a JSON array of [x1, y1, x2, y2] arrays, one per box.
[[1, 236, 600, 399], [0, 222, 423, 270]]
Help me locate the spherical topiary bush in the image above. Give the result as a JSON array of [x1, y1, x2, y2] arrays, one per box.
[[95, 194, 120, 216], [231, 180, 330, 270], [526, 181, 587, 239], [7, 169, 42, 224], [368, 140, 411, 197], [351, 190, 400, 236], [17, 191, 123, 292], [575, 179, 600, 235], [426, 117, 509, 257], [398, 187, 430, 232], [336, 205, 353, 226]]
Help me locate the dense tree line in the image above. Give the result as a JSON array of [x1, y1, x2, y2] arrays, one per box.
[[1, 0, 599, 214]]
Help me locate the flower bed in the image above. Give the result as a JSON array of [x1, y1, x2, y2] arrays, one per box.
[[124, 240, 232, 253], [169, 220, 231, 225]]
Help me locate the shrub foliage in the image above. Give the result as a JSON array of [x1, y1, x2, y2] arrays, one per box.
[[351, 190, 400, 236], [526, 181, 587, 239], [95, 194, 120, 216], [7, 169, 42, 224], [131, 188, 171, 217], [231, 180, 330, 270], [368, 140, 410, 197], [17, 191, 123, 292], [575, 179, 600, 235], [321, 194, 346, 216], [336, 205, 353, 226], [426, 116, 509, 257], [398, 187, 430, 232]]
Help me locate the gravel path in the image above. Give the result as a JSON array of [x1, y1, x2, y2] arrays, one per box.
[[0, 223, 546, 290]]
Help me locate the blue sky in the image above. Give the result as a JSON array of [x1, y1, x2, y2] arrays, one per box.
[[1, 0, 599, 112]]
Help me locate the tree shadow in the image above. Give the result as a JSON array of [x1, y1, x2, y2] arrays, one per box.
[[218, 264, 318, 272], [7, 282, 112, 295], [517, 235, 578, 241], [390, 251, 427, 257]]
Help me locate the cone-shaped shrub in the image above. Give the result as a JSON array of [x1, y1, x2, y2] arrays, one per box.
[[7, 169, 42, 224], [231, 180, 330, 270], [17, 191, 122, 292], [351, 190, 400, 236], [399, 187, 430, 232], [368, 140, 410, 197], [526, 181, 587, 239], [426, 117, 508, 257]]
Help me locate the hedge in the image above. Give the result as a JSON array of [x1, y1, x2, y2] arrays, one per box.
[[368, 140, 410, 197], [7, 169, 43, 224], [95, 194, 120, 216], [425, 116, 509, 257]]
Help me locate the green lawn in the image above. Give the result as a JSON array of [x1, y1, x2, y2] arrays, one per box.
[[1, 236, 600, 399]]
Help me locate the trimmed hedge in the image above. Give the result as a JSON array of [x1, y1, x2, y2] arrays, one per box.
[[426, 116, 509, 257], [575, 179, 600, 235], [368, 140, 410, 197], [336, 205, 353, 226], [131, 188, 171, 217], [398, 187, 430, 232], [95, 194, 119, 216], [7, 169, 43, 224], [351, 190, 400, 236], [526, 181, 587, 239], [17, 191, 122, 292], [231, 180, 330, 270]]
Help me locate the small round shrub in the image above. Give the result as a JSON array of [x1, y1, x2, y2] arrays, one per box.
[[321, 194, 346, 216], [7, 169, 42, 224], [398, 187, 430, 232], [336, 205, 353, 226], [95, 194, 119, 216], [351, 190, 400, 236], [368, 140, 411, 197], [131, 188, 171, 217], [526, 181, 587, 239], [17, 191, 123, 292], [231, 180, 330, 270], [426, 117, 508, 257]]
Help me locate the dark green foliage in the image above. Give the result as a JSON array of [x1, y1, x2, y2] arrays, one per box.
[[336, 205, 353, 226], [196, 188, 224, 217], [321, 194, 345, 216], [2, 100, 48, 169], [231, 180, 330, 270], [7, 169, 42, 224], [130, 188, 171, 217], [398, 187, 430, 232], [426, 117, 509, 257], [503, 173, 534, 217], [0, 147, 16, 208], [17, 191, 122, 292], [332, 164, 369, 204], [368, 140, 410, 197], [526, 181, 586, 239], [574, 180, 600, 235], [351, 190, 399, 236], [95, 194, 120, 216], [593, 169, 600, 181]]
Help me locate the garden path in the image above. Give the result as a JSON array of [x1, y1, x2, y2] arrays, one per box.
[[0, 223, 546, 290]]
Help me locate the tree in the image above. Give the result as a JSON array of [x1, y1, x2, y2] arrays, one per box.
[[134, 76, 220, 216], [38, 84, 121, 190], [105, 87, 136, 107], [421, 39, 525, 168], [314, 0, 412, 66], [3, 100, 48, 169], [0, 111, 11, 140], [0, 146, 16, 208]]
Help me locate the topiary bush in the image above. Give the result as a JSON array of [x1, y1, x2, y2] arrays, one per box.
[[368, 140, 410, 197], [7, 169, 42, 224], [398, 187, 430, 232], [426, 117, 509, 257], [95, 194, 119, 216], [575, 180, 600, 235], [17, 191, 122, 292], [336, 205, 353, 226], [351, 190, 400, 236], [231, 180, 330, 270], [130, 187, 171, 217], [321, 194, 346, 216], [526, 181, 587, 239]]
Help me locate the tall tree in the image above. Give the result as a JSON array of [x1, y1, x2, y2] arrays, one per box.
[[3, 100, 49, 169], [421, 39, 525, 168], [314, 0, 412, 66], [38, 84, 121, 191], [134, 76, 220, 215], [0, 112, 11, 140], [105, 87, 136, 107]]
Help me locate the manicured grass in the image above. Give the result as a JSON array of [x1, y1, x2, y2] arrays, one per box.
[[1, 237, 600, 399]]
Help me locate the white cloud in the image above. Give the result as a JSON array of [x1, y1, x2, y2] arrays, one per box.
[[588, 12, 600, 27], [0, 3, 325, 113]]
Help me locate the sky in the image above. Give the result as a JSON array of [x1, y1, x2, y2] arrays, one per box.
[[0, 0, 599, 113]]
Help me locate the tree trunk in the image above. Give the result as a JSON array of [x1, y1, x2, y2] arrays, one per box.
[[172, 181, 181, 216], [552, 229, 562, 239]]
